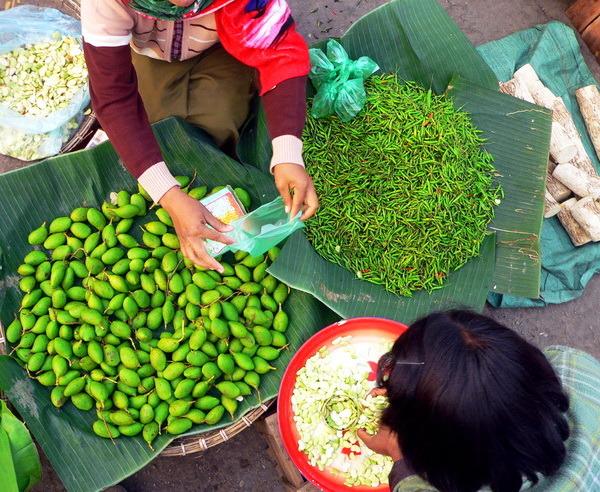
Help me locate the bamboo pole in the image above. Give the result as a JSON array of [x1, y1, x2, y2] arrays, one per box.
[[576, 85, 600, 161], [571, 196, 600, 241], [545, 191, 561, 218], [558, 198, 592, 246], [547, 160, 572, 201]]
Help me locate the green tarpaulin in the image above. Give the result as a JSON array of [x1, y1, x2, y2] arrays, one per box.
[[478, 22, 600, 307]]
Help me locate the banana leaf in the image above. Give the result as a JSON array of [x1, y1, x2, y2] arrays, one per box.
[[240, 0, 550, 322], [0, 400, 41, 492], [0, 424, 19, 492], [0, 118, 338, 492], [269, 232, 496, 324]]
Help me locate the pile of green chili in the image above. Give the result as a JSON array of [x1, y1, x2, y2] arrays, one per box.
[[303, 74, 502, 296]]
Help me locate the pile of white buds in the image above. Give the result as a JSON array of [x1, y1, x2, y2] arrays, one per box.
[[292, 338, 394, 487], [0, 118, 79, 161], [0, 33, 87, 117]]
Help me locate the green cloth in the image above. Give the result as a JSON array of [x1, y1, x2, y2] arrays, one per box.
[[393, 346, 600, 492], [476, 22, 600, 308]]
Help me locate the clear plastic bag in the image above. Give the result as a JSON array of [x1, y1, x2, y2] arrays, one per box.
[[0, 6, 90, 160], [215, 197, 305, 257], [308, 39, 379, 122]]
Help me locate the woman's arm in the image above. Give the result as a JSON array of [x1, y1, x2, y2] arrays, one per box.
[[83, 43, 168, 186], [216, 0, 318, 219], [81, 1, 175, 197], [81, 0, 233, 271], [358, 426, 406, 490]]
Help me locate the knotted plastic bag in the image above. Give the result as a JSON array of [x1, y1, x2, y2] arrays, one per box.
[[211, 197, 305, 258], [309, 39, 379, 122], [0, 6, 90, 161]]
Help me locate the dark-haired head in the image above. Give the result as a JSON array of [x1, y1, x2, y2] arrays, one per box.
[[377, 310, 570, 492]]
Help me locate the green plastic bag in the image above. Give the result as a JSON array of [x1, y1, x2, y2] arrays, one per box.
[[218, 196, 304, 257], [309, 39, 379, 121]]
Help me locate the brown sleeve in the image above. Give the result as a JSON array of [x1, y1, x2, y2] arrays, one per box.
[[83, 42, 163, 178], [261, 76, 307, 139]]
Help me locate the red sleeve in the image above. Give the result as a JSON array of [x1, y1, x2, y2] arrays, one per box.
[[215, 0, 310, 140], [215, 0, 310, 95], [83, 42, 163, 178]]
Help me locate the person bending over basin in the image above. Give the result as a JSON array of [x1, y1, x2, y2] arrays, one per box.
[[359, 310, 600, 492]]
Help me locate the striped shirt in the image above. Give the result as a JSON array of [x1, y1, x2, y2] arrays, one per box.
[[391, 346, 600, 492]]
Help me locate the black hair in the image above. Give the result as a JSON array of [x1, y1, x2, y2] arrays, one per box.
[[377, 310, 570, 492]]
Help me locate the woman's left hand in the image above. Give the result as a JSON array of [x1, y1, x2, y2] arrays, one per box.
[[273, 163, 319, 221]]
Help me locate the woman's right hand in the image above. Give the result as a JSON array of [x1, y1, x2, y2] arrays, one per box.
[[159, 187, 234, 272], [357, 425, 403, 461], [357, 387, 402, 461]]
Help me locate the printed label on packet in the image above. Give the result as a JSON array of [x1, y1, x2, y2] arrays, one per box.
[[200, 186, 247, 256]]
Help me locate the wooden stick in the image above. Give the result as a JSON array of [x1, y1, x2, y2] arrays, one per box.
[[576, 85, 600, 161], [547, 160, 572, 201], [567, 0, 600, 33], [553, 163, 600, 197], [571, 196, 600, 241], [545, 190, 561, 218], [558, 198, 592, 246]]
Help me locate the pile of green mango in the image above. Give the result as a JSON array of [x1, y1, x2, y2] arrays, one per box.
[[4, 176, 290, 447]]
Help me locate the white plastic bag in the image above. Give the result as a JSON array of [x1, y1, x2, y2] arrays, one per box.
[[0, 6, 90, 160]]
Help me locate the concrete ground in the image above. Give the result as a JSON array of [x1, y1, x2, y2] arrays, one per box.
[[23, 0, 600, 490]]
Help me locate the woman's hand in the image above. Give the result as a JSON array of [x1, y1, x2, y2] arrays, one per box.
[[357, 387, 402, 461], [273, 164, 319, 221], [357, 425, 403, 461], [160, 187, 234, 272]]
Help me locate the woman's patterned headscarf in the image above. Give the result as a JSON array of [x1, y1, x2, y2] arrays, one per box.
[[128, 0, 215, 21]]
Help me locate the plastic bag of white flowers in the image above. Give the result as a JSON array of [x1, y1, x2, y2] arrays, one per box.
[[0, 6, 89, 161]]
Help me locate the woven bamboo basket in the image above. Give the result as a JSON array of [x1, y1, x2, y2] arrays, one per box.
[[161, 400, 274, 456], [0, 0, 98, 169]]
